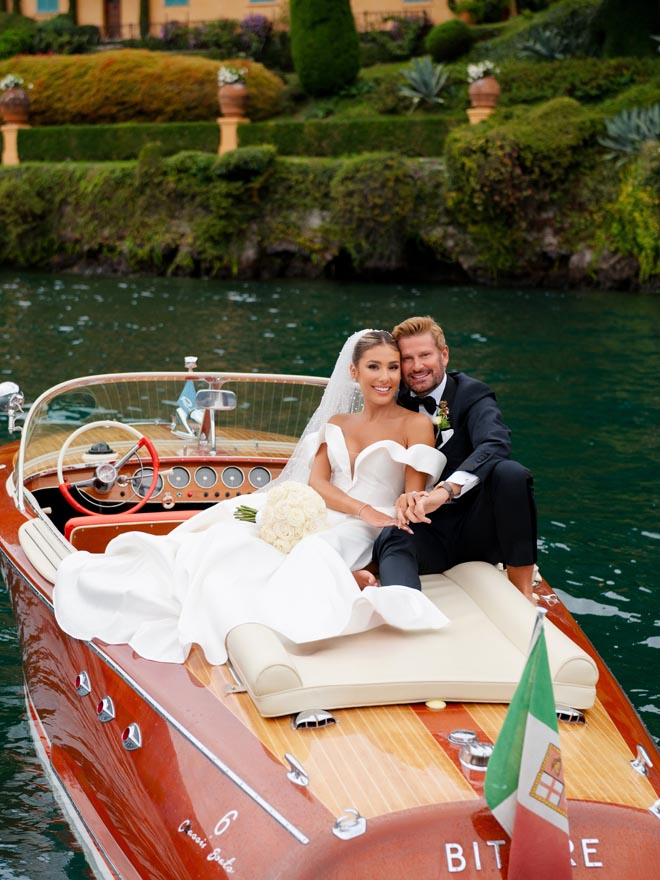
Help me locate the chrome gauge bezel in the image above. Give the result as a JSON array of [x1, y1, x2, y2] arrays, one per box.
[[167, 466, 191, 489], [248, 466, 272, 489], [194, 466, 218, 489], [131, 467, 164, 497], [221, 466, 244, 489]]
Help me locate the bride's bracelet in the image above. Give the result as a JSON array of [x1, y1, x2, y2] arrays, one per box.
[[356, 503, 369, 519]]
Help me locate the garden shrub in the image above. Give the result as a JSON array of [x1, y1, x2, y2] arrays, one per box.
[[605, 142, 660, 280], [498, 58, 660, 107], [330, 153, 417, 269], [238, 116, 458, 157], [0, 11, 35, 57], [290, 0, 360, 96], [17, 121, 219, 162], [425, 19, 473, 63], [33, 14, 99, 54], [472, 0, 602, 61], [360, 15, 432, 65], [0, 50, 284, 124], [443, 97, 598, 268], [214, 144, 277, 180]]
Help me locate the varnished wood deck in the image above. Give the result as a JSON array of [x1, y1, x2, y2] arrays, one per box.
[[185, 646, 657, 820]]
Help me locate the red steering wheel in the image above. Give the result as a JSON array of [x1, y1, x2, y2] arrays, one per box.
[[57, 420, 160, 516]]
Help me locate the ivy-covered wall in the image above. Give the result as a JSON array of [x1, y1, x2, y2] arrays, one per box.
[[0, 130, 658, 290]]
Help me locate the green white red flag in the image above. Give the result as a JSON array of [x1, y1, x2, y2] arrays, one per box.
[[484, 609, 572, 880]]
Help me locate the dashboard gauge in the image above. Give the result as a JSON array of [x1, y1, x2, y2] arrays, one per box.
[[167, 466, 191, 489], [131, 467, 163, 497], [221, 466, 244, 489], [248, 466, 272, 489], [194, 466, 218, 489]]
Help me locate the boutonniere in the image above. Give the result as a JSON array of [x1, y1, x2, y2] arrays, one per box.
[[431, 400, 451, 431]]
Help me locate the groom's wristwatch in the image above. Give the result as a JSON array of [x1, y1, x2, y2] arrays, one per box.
[[438, 481, 456, 501]]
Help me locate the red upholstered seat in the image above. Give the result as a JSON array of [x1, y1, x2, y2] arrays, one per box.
[[65, 509, 201, 550]]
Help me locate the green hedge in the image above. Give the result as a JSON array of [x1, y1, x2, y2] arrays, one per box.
[[0, 50, 284, 124], [238, 116, 459, 157], [16, 122, 219, 162]]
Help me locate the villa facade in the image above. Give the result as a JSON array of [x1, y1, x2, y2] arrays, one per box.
[[20, 1, 453, 41]]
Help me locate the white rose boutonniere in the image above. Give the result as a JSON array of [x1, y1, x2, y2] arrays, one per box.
[[234, 481, 327, 553]]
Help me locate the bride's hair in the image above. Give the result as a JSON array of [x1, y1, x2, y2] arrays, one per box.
[[351, 330, 397, 367]]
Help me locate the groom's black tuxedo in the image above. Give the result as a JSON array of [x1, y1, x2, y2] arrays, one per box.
[[377, 372, 537, 589], [426, 372, 511, 482]]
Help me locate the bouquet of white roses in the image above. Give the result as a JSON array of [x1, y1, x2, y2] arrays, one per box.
[[234, 481, 327, 553]]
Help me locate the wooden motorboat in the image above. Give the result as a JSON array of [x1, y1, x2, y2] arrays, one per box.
[[0, 367, 658, 879]]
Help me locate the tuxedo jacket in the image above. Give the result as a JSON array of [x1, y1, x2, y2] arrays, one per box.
[[401, 371, 511, 485]]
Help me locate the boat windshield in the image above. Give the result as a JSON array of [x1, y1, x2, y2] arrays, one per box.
[[15, 372, 330, 510]]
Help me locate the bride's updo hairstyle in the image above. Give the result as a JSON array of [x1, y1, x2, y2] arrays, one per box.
[[351, 330, 398, 367]]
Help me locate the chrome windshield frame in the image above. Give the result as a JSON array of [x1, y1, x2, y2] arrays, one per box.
[[15, 370, 328, 513]]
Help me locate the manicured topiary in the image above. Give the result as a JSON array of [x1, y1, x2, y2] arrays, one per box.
[[0, 50, 284, 124], [290, 0, 359, 97], [425, 19, 473, 63]]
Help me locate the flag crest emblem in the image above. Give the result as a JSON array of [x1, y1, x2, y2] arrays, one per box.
[[531, 743, 567, 816]]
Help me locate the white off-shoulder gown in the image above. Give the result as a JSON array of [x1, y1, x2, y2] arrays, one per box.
[[54, 424, 449, 664]]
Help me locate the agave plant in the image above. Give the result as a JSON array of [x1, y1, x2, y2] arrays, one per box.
[[399, 56, 448, 112], [518, 27, 573, 61], [599, 104, 660, 166]]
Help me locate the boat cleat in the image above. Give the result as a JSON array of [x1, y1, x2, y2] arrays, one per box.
[[333, 808, 367, 840]]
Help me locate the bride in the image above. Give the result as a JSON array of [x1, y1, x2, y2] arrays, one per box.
[[54, 329, 450, 665]]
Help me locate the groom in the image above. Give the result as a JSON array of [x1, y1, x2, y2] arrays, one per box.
[[372, 316, 538, 600]]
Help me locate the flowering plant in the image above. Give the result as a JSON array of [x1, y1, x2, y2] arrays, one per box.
[[466, 61, 499, 84], [0, 74, 33, 91], [431, 400, 451, 431], [218, 65, 248, 87], [234, 481, 327, 554]]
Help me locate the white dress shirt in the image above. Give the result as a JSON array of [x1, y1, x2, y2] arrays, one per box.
[[411, 376, 479, 498]]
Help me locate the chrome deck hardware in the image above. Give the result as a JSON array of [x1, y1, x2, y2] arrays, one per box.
[[75, 671, 91, 697], [291, 709, 336, 730], [0, 381, 24, 433], [122, 723, 142, 751], [650, 799, 660, 821], [459, 741, 494, 771], [224, 683, 247, 694], [449, 729, 478, 746], [556, 705, 586, 724], [284, 753, 309, 787], [96, 696, 115, 723], [631, 744, 653, 776], [333, 808, 367, 840]]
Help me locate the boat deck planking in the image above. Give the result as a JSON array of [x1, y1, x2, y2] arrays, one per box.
[[185, 646, 657, 821]]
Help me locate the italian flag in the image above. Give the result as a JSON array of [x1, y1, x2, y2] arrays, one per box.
[[484, 609, 572, 880]]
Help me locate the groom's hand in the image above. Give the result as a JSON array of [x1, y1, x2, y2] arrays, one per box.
[[396, 490, 433, 525]]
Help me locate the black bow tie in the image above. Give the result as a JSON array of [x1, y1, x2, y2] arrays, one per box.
[[400, 391, 437, 415]]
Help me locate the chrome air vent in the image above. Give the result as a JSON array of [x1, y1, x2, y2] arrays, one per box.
[[291, 709, 336, 730], [556, 705, 585, 724]]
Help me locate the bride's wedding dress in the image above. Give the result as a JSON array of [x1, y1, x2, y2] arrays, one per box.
[[54, 424, 449, 666]]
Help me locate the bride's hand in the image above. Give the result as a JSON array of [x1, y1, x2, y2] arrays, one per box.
[[396, 490, 432, 525], [358, 505, 400, 530]]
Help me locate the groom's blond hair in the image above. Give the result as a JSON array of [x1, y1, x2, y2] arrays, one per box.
[[392, 316, 446, 350]]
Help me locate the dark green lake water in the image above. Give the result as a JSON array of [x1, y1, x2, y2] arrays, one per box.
[[0, 272, 658, 878]]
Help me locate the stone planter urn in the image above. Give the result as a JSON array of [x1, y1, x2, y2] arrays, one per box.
[[0, 87, 30, 125], [468, 75, 500, 110], [218, 83, 248, 118]]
